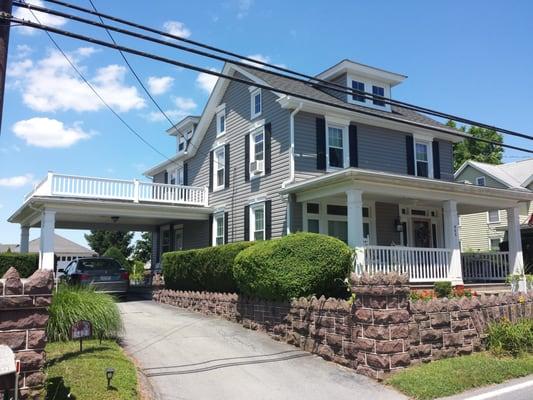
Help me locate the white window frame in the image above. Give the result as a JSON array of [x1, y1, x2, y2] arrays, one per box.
[[414, 139, 433, 178], [249, 127, 265, 178], [249, 202, 265, 241], [168, 167, 184, 185], [212, 212, 225, 246], [213, 145, 225, 191], [216, 104, 226, 137], [346, 75, 391, 111], [475, 176, 486, 186], [350, 79, 366, 103], [325, 118, 349, 171], [489, 237, 501, 251], [487, 209, 500, 224], [250, 88, 262, 119], [372, 85, 386, 106]]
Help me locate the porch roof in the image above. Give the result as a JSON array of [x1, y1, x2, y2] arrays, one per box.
[[281, 168, 533, 213]]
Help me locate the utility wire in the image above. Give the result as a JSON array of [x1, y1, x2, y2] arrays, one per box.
[[8, 15, 532, 154], [36, 0, 533, 142]]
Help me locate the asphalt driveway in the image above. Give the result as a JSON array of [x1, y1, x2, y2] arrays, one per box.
[[119, 300, 406, 400]]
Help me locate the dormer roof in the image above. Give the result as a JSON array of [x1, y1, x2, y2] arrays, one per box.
[[166, 115, 201, 136], [315, 59, 407, 86]]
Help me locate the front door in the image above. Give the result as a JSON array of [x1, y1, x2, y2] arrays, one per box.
[[412, 219, 431, 248], [173, 226, 183, 251]]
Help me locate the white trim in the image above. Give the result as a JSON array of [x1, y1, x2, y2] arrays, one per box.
[[399, 204, 443, 248], [249, 118, 266, 131], [249, 202, 265, 241], [414, 138, 434, 179], [216, 107, 226, 137], [315, 59, 406, 86], [212, 145, 225, 192], [250, 87, 262, 119], [325, 120, 349, 171], [212, 211, 225, 246], [346, 75, 391, 112], [247, 194, 268, 205], [475, 176, 486, 187], [487, 209, 501, 224], [249, 126, 265, 179]]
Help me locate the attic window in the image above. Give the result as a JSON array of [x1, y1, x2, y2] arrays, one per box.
[[351, 80, 365, 103], [475, 176, 486, 186], [372, 85, 385, 106]]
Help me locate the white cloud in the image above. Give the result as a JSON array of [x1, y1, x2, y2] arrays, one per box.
[[0, 174, 34, 188], [196, 68, 219, 94], [174, 97, 196, 111], [13, 117, 91, 148], [163, 21, 191, 38], [144, 97, 197, 123], [147, 76, 174, 95], [13, 0, 67, 35], [10, 47, 145, 113], [14, 44, 33, 59], [237, 0, 254, 19]]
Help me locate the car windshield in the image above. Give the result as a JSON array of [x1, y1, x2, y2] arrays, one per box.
[[77, 259, 122, 272]]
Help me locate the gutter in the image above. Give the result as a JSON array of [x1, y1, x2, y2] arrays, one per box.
[[282, 102, 303, 189]]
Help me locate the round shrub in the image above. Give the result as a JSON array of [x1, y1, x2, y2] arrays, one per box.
[[233, 232, 353, 300], [0, 252, 39, 278]]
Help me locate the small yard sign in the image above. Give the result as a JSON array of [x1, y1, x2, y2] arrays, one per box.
[[71, 320, 92, 352], [0, 345, 15, 376]]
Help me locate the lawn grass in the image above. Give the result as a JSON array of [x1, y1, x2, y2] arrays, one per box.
[[386, 352, 533, 400], [45, 339, 140, 400]]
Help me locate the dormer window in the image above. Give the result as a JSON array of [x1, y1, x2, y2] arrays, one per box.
[[178, 134, 186, 153], [216, 104, 226, 137], [351, 80, 365, 103], [250, 88, 262, 119], [372, 85, 385, 106]]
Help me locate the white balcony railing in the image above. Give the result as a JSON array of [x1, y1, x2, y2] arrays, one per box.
[[358, 245, 452, 282], [461, 252, 509, 282], [25, 173, 209, 207]]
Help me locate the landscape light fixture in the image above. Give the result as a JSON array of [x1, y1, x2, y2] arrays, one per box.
[[105, 368, 115, 389]]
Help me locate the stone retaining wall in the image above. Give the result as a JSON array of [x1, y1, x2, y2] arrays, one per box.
[[0, 267, 53, 399], [154, 273, 533, 380]]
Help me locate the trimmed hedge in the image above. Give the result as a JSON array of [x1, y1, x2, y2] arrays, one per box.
[[0, 252, 39, 278], [163, 242, 255, 292], [233, 232, 353, 300]]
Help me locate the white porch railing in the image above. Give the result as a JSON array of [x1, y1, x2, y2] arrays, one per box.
[[358, 246, 452, 282], [25, 173, 209, 207], [461, 252, 509, 282]]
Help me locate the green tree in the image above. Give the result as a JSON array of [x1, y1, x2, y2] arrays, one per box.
[[133, 232, 152, 263], [84, 230, 133, 257], [103, 246, 131, 271], [449, 120, 503, 171]]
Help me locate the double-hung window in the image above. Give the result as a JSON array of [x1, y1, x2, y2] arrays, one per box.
[[327, 125, 345, 169], [415, 141, 430, 178], [213, 213, 225, 246], [216, 107, 226, 136], [488, 210, 500, 223], [351, 80, 365, 103], [372, 85, 385, 106], [169, 168, 184, 185], [214, 146, 225, 190], [250, 203, 265, 241], [250, 88, 262, 119], [250, 128, 265, 177]]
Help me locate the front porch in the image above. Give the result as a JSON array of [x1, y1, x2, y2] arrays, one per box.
[[284, 168, 532, 284]]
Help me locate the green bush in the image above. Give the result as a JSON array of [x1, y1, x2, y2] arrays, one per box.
[[434, 281, 452, 298], [103, 246, 130, 271], [233, 232, 352, 301], [0, 252, 39, 278], [487, 318, 533, 357], [163, 242, 255, 292], [47, 285, 123, 342]]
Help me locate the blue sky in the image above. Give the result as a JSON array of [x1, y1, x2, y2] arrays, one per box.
[[0, 0, 532, 248]]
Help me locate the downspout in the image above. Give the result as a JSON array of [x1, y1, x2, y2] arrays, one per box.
[[282, 102, 303, 234]]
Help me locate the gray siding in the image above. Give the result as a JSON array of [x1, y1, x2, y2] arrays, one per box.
[[182, 220, 210, 249], [438, 140, 454, 181], [187, 73, 291, 243], [375, 202, 400, 246], [153, 171, 166, 184]]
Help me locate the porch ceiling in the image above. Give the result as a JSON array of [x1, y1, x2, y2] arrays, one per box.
[[8, 196, 212, 231], [282, 168, 533, 213]]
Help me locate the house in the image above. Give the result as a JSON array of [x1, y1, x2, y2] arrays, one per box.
[[8, 59, 533, 284], [0, 234, 96, 270], [454, 159, 533, 267]]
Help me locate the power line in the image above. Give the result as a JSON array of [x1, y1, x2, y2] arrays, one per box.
[[9, 15, 532, 155], [35, 0, 533, 142]]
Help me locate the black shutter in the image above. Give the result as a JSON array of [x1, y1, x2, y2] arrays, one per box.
[[432, 141, 441, 179], [265, 123, 272, 175], [265, 200, 272, 240], [244, 205, 250, 241], [349, 124, 358, 168], [208, 214, 213, 246], [208, 150, 213, 192], [224, 144, 230, 189], [406, 135, 415, 175], [316, 117, 326, 170], [183, 162, 188, 186], [164, 171, 169, 184], [244, 134, 250, 182], [224, 212, 229, 244]]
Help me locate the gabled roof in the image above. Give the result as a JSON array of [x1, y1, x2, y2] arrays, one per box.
[[166, 115, 201, 136], [454, 159, 533, 189], [0, 234, 95, 255]]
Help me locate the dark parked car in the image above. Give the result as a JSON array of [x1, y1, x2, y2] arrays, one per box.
[[61, 257, 129, 295]]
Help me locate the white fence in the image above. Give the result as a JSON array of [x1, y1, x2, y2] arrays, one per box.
[[461, 252, 509, 282], [358, 246, 452, 282], [26, 173, 208, 207]]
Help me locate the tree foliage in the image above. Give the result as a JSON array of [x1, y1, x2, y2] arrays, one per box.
[[449, 120, 503, 171], [133, 232, 152, 263], [84, 230, 133, 258]]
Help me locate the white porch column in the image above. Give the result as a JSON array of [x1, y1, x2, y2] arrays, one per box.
[[443, 200, 463, 285], [346, 189, 364, 248], [39, 210, 56, 270], [507, 206, 524, 275], [20, 226, 30, 253]]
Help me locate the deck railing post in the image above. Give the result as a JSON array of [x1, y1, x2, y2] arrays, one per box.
[[133, 179, 140, 203]]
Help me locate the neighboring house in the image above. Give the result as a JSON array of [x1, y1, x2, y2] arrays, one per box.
[[8, 59, 533, 284], [0, 234, 96, 270], [454, 159, 533, 261]]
